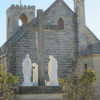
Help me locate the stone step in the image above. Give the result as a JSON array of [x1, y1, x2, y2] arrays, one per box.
[[15, 94, 63, 100]]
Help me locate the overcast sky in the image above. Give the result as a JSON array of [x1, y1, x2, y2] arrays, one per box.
[[0, 0, 100, 47]]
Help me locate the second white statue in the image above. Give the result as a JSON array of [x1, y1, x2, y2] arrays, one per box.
[[48, 55, 58, 86], [32, 63, 38, 86]]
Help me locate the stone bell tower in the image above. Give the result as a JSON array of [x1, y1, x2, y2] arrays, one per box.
[[6, 4, 35, 40], [73, 0, 87, 52]]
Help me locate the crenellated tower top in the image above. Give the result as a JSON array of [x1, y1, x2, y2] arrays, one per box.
[[6, 4, 35, 40]]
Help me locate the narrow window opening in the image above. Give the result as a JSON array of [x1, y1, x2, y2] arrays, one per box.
[[8, 17, 11, 28], [58, 18, 64, 30], [84, 64, 87, 70], [18, 19, 22, 26], [18, 13, 28, 26]]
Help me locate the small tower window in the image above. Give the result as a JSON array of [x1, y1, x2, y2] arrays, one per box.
[[58, 18, 64, 30], [19, 19, 22, 26], [18, 13, 28, 26], [8, 17, 11, 28], [84, 64, 87, 70]]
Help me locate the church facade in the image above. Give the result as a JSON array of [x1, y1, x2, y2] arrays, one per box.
[[0, 0, 100, 87]]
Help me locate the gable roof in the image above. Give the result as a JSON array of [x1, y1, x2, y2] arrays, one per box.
[[86, 26, 100, 44], [44, 0, 74, 15], [87, 43, 100, 55]]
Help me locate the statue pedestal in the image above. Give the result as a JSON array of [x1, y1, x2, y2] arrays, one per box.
[[34, 83, 38, 86], [22, 82, 33, 87], [16, 86, 63, 100], [19, 86, 62, 94], [47, 82, 59, 86]]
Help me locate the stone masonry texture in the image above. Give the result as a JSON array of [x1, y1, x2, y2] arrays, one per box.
[[0, 0, 100, 88]]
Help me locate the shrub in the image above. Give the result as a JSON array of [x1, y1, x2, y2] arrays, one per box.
[[0, 65, 18, 100], [59, 68, 97, 100]]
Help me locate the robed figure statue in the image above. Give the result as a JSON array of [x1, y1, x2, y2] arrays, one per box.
[[22, 54, 33, 86], [48, 55, 58, 86], [32, 63, 38, 86]]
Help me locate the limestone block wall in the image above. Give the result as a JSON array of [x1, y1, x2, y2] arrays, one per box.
[[44, 31, 75, 79], [0, 55, 7, 74], [43, 0, 77, 79], [7, 43, 17, 75], [74, 0, 87, 51], [93, 55, 100, 92], [0, 0, 99, 89], [15, 30, 37, 85], [78, 55, 94, 71], [78, 55, 100, 93]]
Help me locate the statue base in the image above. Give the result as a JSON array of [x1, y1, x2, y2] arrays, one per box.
[[16, 86, 63, 100], [47, 82, 58, 86], [21, 82, 33, 87], [18, 86, 62, 94], [34, 82, 38, 86]]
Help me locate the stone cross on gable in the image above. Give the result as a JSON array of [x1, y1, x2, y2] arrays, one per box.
[[23, 9, 58, 86]]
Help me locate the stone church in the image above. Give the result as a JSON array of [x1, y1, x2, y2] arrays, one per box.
[[0, 0, 100, 89]]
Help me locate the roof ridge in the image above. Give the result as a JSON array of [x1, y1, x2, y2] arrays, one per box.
[[44, 0, 74, 15]]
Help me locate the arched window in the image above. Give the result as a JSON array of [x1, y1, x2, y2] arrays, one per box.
[[18, 13, 28, 26], [18, 19, 22, 26], [58, 18, 64, 30], [8, 17, 11, 28]]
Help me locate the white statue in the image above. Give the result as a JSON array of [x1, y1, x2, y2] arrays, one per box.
[[32, 63, 38, 86], [47, 55, 58, 86], [22, 54, 33, 86]]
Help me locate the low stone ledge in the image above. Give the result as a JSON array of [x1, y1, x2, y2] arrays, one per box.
[[18, 86, 63, 94], [15, 93, 63, 100]]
